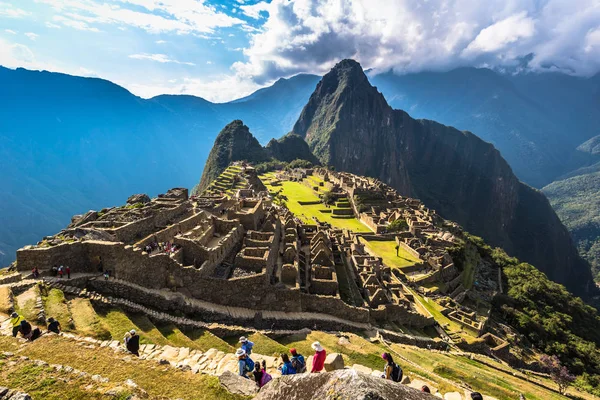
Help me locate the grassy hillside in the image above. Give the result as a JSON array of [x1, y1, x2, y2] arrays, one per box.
[[543, 171, 600, 281]]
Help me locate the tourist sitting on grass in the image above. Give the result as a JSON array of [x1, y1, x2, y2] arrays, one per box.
[[235, 348, 255, 378], [239, 336, 254, 355], [125, 329, 140, 356], [279, 353, 296, 375], [10, 312, 24, 337], [421, 385, 431, 393], [19, 320, 41, 341], [253, 360, 272, 388], [311, 341, 326, 373], [381, 353, 403, 382], [47, 317, 61, 334], [290, 348, 306, 373]]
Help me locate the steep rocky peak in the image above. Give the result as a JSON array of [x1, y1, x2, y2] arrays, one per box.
[[292, 58, 389, 153]]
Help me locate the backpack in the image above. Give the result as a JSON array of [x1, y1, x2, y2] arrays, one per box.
[[291, 356, 306, 373], [391, 363, 403, 382], [245, 357, 255, 373], [259, 370, 272, 387]]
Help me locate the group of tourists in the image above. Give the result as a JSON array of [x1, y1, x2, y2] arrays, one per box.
[[144, 241, 180, 255], [7, 311, 62, 342], [51, 265, 71, 279], [235, 337, 327, 389]]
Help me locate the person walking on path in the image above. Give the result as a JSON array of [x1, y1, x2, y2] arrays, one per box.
[[235, 348, 255, 378], [66, 266, 71, 279], [381, 353, 403, 382], [279, 353, 296, 375], [311, 341, 326, 373], [239, 336, 254, 355], [125, 329, 140, 356], [290, 348, 306, 373], [47, 317, 61, 334], [58, 265, 64, 279]]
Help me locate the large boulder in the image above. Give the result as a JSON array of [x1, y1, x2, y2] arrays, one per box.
[[254, 369, 436, 400], [323, 353, 344, 371], [218, 371, 258, 396], [127, 194, 151, 204]]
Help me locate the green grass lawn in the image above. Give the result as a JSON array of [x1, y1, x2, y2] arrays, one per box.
[[395, 344, 588, 400], [223, 332, 289, 357], [44, 288, 75, 331], [361, 238, 421, 269], [69, 298, 112, 340], [265, 180, 370, 232], [0, 336, 246, 400], [168, 326, 234, 353]]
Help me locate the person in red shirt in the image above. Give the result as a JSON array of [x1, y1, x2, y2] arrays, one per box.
[[311, 341, 326, 373], [66, 266, 71, 279]]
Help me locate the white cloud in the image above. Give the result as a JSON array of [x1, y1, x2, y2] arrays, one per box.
[[123, 74, 261, 102], [45, 22, 62, 29], [37, 0, 245, 35], [0, 2, 30, 18], [206, 60, 213, 64], [24, 32, 39, 41], [53, 15, 101, 32], [129, 53, 196, 66], [240, 1, 270, 19], [233, 0, 600, 84], [4, 29, 16, 35], [155, 40, 167, 44], [463, 12, 535, 55], [0, 38, 35, 68]]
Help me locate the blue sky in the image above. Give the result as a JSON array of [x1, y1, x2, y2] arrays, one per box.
[[1, 0, 599, 102]]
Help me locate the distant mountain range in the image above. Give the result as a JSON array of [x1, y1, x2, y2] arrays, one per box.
[[1, 64, 599, 292]]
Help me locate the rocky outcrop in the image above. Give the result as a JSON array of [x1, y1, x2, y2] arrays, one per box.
[[265, 133, 319, 164], [254, 369, 435, 400], [196, 120, 270, 193], [218, 371, 258, 396], [0, 387, 31, 400], [127, 194, 150, 204], [291, 59, 595, 298]]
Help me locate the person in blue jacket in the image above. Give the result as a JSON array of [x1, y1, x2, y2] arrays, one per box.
[[279, 353, 296, 375], [236, 348, 255, 378], [239, 336, 254, 355]]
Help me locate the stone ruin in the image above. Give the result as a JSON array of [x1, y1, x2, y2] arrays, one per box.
[[15, 164, 497, 336]]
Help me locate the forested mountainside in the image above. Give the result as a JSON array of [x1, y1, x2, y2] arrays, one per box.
[[291, 59, 595, 298]]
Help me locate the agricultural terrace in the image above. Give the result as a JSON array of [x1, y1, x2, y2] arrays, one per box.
[[260, 174, 371, 232], [360, 238, 421, 269]]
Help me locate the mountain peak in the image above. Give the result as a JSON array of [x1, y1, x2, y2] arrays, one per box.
[[195, 120, 269, 193]]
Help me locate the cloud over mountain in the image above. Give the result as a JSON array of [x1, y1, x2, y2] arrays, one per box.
[[235, 0, 600, 83]]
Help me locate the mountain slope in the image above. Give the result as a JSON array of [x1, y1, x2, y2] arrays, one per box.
[[265, 133, 320, 164], [369, 69, 600, 187], [543, 171, 600, 282], [292, 59, 595, 298], [196, 120, 270, 192]]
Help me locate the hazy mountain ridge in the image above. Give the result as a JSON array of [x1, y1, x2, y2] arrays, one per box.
[[0, 67, 317, 267], [1, 63, 598, 275], [292, 59, 595, 297]]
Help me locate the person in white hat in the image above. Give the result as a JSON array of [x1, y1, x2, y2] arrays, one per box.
[[239, 336, 254, 355], [311, 341, 326, 373], [125, 329, 140, 356], [236, 348, 255, 378]]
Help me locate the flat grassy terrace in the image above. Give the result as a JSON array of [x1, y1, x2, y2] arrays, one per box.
[[262, 178, 370, 232], [361, 238, 421, 269]]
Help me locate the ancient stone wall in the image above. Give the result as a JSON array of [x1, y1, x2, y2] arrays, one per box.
[[135, 212, 208, 248]]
